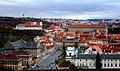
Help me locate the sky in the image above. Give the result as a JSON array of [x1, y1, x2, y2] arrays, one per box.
[[0, 0, 120, 19]]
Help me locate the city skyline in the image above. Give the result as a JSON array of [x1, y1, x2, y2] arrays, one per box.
[[0, 0, 120, 19]]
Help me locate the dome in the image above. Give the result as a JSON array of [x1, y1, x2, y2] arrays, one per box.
[[67, 47, 75, 51]]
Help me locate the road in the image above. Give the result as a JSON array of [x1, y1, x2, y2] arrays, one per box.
[[31, 50, 63, 70]]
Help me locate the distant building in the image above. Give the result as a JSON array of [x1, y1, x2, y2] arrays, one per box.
[[15, 22, 42, 30], [20, 42, 44, 58], [68, 24, 108, 33], [66, 45, 120, 69], [3, 39, 25, 51], [3, 50, 34, 67], [66, 54, 120, 69], [4, 40, 46, 58], [0, 54, 22, 70]]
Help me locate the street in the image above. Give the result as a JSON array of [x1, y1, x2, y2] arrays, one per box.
[[30, 49, 63, 70]]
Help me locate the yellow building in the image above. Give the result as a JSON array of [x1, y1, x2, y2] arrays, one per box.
[[0, 54, 22, 70], [68, 24, 108, 33]]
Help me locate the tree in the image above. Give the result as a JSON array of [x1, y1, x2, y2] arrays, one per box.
[[96, 52, 102, 69]]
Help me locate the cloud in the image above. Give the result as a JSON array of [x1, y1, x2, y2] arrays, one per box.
[[0, 0, 36, 5], [0, 0, 120, 19]]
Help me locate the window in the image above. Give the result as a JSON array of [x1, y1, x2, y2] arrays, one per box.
[[115, 64, 117, 67], [80, 63, 81, 66], [104, 63, 106, 67], [108, 63, 109, 67], [89, 62, 91, 67], [69, 53, 71, 56], [111, 64, 113, 67]]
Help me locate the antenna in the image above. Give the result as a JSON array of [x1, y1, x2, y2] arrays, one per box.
[[23, 14, 24, 17]]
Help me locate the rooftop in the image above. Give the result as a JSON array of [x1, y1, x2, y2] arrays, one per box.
[[72, 54, 120, 59], [67, 47, 75, 51], [3, 50, 32, 56], [0, 54, 22, 61]]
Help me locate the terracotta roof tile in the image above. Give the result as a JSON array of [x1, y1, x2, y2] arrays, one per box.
[[0, 54, 21, 60]]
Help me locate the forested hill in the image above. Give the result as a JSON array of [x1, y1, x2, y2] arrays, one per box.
[[0, 16, 54, 48]]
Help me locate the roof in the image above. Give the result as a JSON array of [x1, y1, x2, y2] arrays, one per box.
[[69, 24, 107, 28], [89, 38, 107, 41], [46, 26, 56, 30], [58, 61, 71, 67], [44, 39, 53, 44], [4, 39, 25, 50], [73, 54, 120, 59], [46, 45, 54, 49], [3, 50, 32, 56], [101, 43, 120, 53], [89, 43, 103, 46], [67, 47, 75, 51], [16, 22, 42, 27], [79, 37, 87, 43], [86, 45, 102, 53], [101, 46, 116, 53], [56, 38, 63, 42], [0, 54, 22, 61]]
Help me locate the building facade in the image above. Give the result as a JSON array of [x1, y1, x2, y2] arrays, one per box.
[[66, 54, 120, 69], [16, 22, 42, 30], [0, 54, 22, 70], [68, 24, 108, 33]]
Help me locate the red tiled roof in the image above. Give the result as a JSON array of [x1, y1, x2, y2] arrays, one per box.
[[87, 46, 102, 53], [46, 45, 54, 49], [44, 39, 53, 44], [40, 36, 48, 40], [86, 37, 94, 40], [66, 37, 75, 40], [46, 26, 56, 30], [89, 43, 103, 46], [57, 38, 63, 42], [16, 22, 42, 27], [69, 24, 107, 28], [79, 39, 87, 43], [101, 46, 116, 53], [56, 32, 64, 35], [88, 38, 107, 41], [40, 42, 44, 45], [3, 50, 32, 56], [58, 61, 71, 67], [0, 54, 21, 60]]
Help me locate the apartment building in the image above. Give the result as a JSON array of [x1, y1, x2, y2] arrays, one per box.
[[68, 24, 108, 33], [0, 54, 22, 70], [3, 50, 34, 67]]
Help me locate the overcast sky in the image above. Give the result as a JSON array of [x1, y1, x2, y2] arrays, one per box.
[[0, 0, 120, 19]]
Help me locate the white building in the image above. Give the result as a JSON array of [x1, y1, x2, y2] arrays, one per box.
[[66, 54, 120, 69], [66, 47, 78, 58], [15, 22, 42, 30]]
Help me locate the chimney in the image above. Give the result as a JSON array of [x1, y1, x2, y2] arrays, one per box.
[[40, 22, 42, 26], [34, 22, 36, 25]]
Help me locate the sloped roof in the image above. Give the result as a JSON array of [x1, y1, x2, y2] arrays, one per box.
[[73, 54, 120, 59]]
